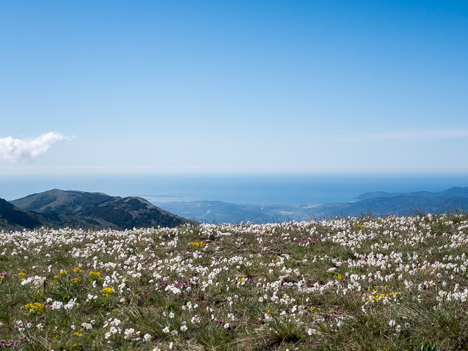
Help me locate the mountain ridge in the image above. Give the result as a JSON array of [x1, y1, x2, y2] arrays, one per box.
[[3, 186, 468, 228], [2, 189, 193, 230], [155, 186, 468, 223], [0, 198, 43, 230], [356, 186, 468, 200]]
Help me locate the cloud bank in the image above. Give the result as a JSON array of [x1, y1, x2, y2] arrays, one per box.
[[0, 132, 66, 161]]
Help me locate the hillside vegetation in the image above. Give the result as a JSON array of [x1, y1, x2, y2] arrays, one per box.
[[4, 189, 191, 230], [0, 215, 467, 350], [157, 187, 468, 223]]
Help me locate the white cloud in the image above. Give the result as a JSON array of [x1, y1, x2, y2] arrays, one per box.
[[346, 129, 468, 142], [0, 132, 66, 161]]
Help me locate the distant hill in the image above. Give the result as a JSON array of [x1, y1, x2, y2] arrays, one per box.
[[0, 198, 43, 230], [356, 186, 468, 200], [12, 189, 114, 214], [4, 186, 468, 228], [155, 186, 468, 223], [155, 200, 306, 223], [5, 189, 192, 230], [318, 194, 468, 217]]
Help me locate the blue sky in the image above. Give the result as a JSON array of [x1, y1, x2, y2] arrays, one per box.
[[1, 0, 467, 174]]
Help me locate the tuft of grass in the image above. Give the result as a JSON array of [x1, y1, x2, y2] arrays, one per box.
[[0, 215, 467, 350]]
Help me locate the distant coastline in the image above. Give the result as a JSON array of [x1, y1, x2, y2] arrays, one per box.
[[3, 185, 468, 228], [153, 186, 468, 223], [1, 173, 468, 205]]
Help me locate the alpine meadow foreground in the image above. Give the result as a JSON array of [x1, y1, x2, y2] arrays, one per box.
[[0, 215, 467, 350]]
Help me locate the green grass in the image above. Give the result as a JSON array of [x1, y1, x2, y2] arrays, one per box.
[[0, 214, 467, 350]]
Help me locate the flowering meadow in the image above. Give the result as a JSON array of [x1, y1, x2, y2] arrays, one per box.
[[0, 215, 467, 350]]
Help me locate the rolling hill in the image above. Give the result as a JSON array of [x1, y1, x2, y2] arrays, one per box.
[[0, 198, 43, 230], [155, 186, 468, 223], [3, 189, 192, 230]]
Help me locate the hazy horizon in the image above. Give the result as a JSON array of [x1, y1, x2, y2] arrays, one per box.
[[1, 173, 467, 205]]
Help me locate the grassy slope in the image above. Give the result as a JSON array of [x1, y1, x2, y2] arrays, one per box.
[[10, 189, 191, 230], [0, 198, 43, 229], [0, 215, 467, 350]]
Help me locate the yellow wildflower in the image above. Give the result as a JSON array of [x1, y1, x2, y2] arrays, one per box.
[[25, 302, 44, 314], [102, 287, 114, 297], [189, 241, 205, 248], [89, 271, 101, 280]]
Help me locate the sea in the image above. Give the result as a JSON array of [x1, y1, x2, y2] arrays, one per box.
[[1, 173, 467, 205]]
